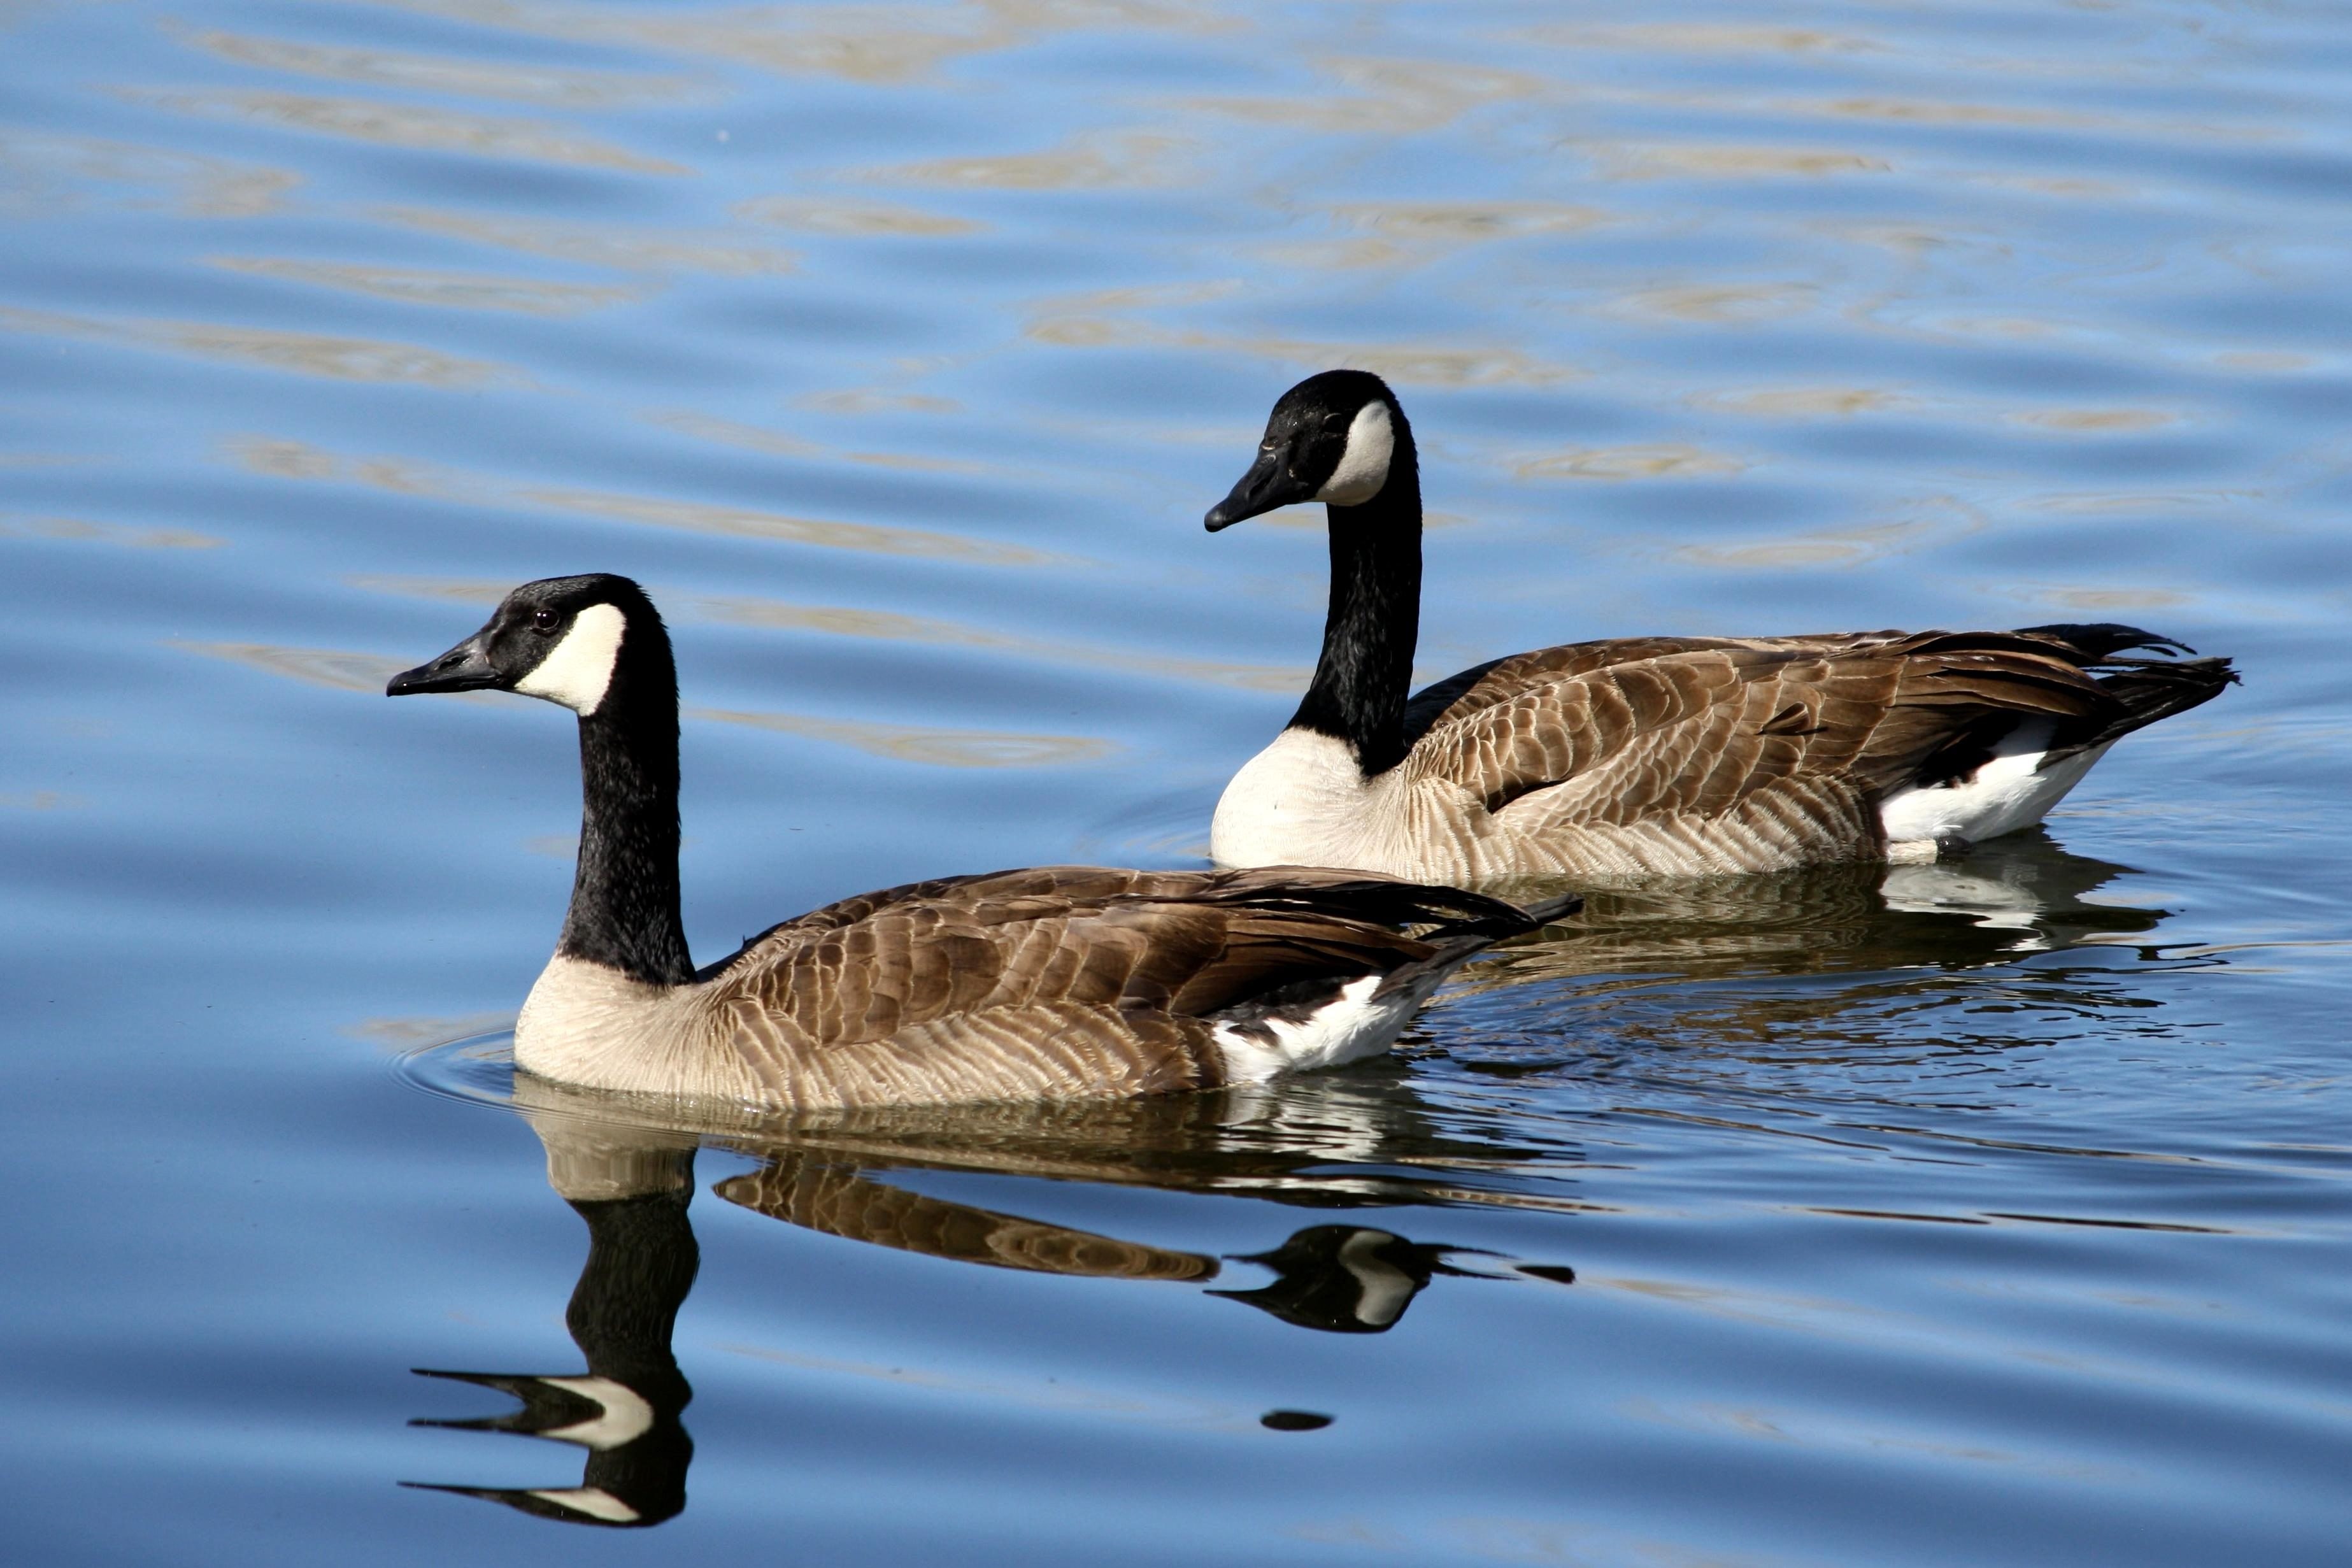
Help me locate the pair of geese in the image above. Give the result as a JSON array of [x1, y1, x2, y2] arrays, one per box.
[[390, 371, 2235, 1113]]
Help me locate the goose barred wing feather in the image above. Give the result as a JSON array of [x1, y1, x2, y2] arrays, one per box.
[[1398, 629, 2195, 835], [691, 867, 1543, 1104]]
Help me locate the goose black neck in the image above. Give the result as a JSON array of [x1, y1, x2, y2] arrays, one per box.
[[567, 1185, 698, 1410], [1290, 423, 1422, 777], [560, 628, 694, 987]]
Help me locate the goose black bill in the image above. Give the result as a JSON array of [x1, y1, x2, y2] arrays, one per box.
[[1204, 442, 1316, 531], [387, 632, 501, 696]]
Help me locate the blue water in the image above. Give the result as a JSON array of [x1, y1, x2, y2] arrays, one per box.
[[5, 1, 2351, 1562]]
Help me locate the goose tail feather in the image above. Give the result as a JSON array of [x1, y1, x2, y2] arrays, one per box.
[[2009, 622, 2237, 757]]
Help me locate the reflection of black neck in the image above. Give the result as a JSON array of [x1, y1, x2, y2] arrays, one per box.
[[408, 1183, 701, 1529], [560, 628, 694, 987], [569, 1190, 699, 1417], [563, 1190, 698, 1523], [1290, 413, 1422, 778]]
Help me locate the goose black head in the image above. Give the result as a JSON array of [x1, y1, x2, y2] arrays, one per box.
[[387, 574, 664, 718], [1205, 369, 1403, 531]]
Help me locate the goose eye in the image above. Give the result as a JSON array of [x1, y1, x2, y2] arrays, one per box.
[[531, 608, 560, 633]]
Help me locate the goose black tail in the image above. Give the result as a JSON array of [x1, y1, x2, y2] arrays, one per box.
[[1372, 884, 1581, 998], [2013, 622, 2238, 757]]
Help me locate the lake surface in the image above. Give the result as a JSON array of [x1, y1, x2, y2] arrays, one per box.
[[5, 1, 2350, 1562]]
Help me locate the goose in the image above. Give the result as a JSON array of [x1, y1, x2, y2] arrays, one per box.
[[1202, 370, 2237, 882], [386, 574, 1576, 1110]]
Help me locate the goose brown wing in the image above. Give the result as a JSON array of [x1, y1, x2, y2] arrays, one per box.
[[702, 865, 1531, 1049], [1399, 631, 2127, 829]]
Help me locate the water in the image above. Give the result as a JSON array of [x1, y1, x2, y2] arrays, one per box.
[[4, 1, 2350, 1562]]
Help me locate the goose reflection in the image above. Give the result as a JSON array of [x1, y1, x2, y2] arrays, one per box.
[[404, 1126, 699, 1528], [405, 1082, 1575, 1527], [1464, 832, 2166, 993]]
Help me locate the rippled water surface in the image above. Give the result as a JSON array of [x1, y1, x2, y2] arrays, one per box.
[[6, 1, 2351, 1563]]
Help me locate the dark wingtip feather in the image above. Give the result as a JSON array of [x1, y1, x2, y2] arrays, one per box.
[[2012, 622, 2197, 660], [1515, 890, 1585, 927]]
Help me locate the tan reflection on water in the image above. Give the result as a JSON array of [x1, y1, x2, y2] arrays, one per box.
[[1692, 387, 1918, 419], [1188, 55, 1545, 136], [0, 129, 300, 218], [230, 436, 1053, 566], [2019, 489, 2254, 517], [699, 595, 1302, 693], [173, 640, 414, 694], [1338, 201, 1609, 245], [379, 206, 795, 275], [874, 131, 1190, 190], [1668, 510, 1968, 571], [646, 410, 823, 459], [692, 706, 1114, 768], [1601, 282, 1818, 325], [1790, 96, 2093, 132], [797, 388, 964, 414], [346, 1011, 516, 1049], [1588, 143, 1892, 180], [1, 515, 222, 550], [176, 27, 704, 108], [2008, 408, 2183, 434], [0, 306, 521, 387], [523, 487, 1060, 567], [120, 90, 689, 176], [346, 576, 510, 606], [211, 257, 646, 316], [2210, 350, 2314, 374], [1267, 199, 1613, 272], [1517, 444, 1746, 481], [350, 0, 1234, 86], [649, 410, 995, 475], [733, 195, 983, 236], [1987, 583, 2194, 613], [232, 436, 455, 495], [1532, 24, 1882, 55], [1023, 295, 1582, 387], [0, 790, 82, 811]]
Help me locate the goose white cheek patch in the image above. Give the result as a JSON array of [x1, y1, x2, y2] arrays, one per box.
[[516, 602, 627, 716], [1315, 399, 1394, 505]]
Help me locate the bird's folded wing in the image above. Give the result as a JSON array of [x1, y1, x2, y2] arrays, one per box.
[[702, 865, 1501, 1051], [1401, 633, 2122, 830]]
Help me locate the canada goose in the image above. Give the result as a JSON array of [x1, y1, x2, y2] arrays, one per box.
[[386, 574, 1575, 1109], [1203, 370, 2237, 881]]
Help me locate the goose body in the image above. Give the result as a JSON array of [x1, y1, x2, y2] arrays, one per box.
[[1204, 372, 2237, 883], [388, 574, 1572, 1111]]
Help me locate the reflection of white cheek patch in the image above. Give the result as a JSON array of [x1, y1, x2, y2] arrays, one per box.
[[539, 1376, 657, 1451], [517, 602, 626, 715], [1315, 400, 1393, 505], [525, 1488, 641, 1524]]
